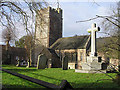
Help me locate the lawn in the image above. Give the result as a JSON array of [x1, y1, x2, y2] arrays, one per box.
[[2, 65, 120, 89]]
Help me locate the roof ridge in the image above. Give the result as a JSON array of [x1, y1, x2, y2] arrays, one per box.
[[62, 35, 89, 39]]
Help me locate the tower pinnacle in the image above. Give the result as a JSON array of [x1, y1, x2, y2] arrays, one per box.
[[57, 0, 60, 13]]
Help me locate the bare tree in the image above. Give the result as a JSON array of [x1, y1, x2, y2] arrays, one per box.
[[2, 26, 16, 50], [76, 2, 120, 85], [24, 34, 34, 67], [76, 2, 120, 36], [76, 2, 120, 57], [0, 0, 48, 34], [97, 2, 120, 61], [2, 26, 16, 64], [1, 0, 49, 66]]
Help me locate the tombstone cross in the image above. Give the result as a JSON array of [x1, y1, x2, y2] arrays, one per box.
[[87, 23, 100, 57]]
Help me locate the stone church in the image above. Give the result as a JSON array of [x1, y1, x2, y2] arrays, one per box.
[[33, 6, 91, 69]]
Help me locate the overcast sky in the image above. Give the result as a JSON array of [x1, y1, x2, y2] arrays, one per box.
[[0, 0, 118, 45]]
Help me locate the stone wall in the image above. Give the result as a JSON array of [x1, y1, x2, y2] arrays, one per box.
[[56, 49, 76, 69], [35, 7, 62, 48], [1, 45, 7, 64], [68, 63, 76, 69], [110, 58, 120, 66], [35, 7, 49, 47], [34, 7, 62, 65], [97, 52, 109, 63], [1, 45, 27, 65], [55, 49, 87, 69], [35, 48, 61, 68], [77, 49, 87, 69], [55, 49, 77, 63], [49, 7, 62, 47], [32, 45, 46, 65], [10, 47, 27, 65]]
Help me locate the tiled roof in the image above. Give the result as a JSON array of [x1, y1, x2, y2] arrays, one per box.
[[50, 35, 90, 50]]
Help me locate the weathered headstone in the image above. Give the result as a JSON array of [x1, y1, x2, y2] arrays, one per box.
[[23, 60, 27, 66], [62, 55, 68, 70], [26, 59, 30, 68], [16, 57, 20, 67], [37, 54, 47, 69], [47, 59, 52, 68], [21, 58, 24, 66]]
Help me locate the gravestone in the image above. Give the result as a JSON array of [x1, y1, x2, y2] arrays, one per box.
[[16, 57, 20, 67], [47, 59, 52, 68], [37, 54, 47, 69], [26, 59, 30, 68], [62, 55, 68, 70]]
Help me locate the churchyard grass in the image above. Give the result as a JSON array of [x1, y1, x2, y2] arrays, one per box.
[[2, 71, 44, 88], [2, 65, 120, 88]]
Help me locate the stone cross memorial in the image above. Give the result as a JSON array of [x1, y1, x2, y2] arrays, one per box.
[[75, 23, 106, 73], [87, 23, 100, 57]]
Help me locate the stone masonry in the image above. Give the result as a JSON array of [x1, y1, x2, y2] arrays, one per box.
[[35, 7, 62, 47], [33, 7, 62, 65]]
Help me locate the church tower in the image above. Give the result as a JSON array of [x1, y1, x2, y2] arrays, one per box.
[[35, 6, 62, 47]]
